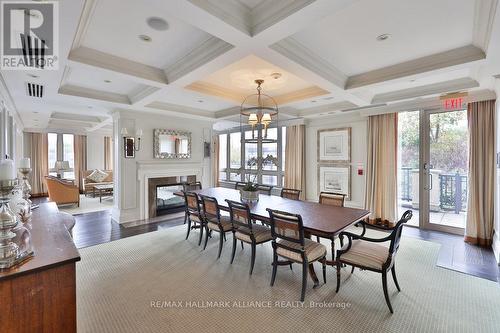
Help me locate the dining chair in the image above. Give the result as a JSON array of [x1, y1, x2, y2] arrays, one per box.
[[319, 191, 345, 206], [280, 188, 301, 200], [225, 199, 273, 274], [267, 209, 327, 301], [317, 191, 346, 249], [256, 184, 273, 195], [200, 195, 234, 259], [183, 182, 202, 224], [335, 210, 413, 313], [183, 191, 206, 246]]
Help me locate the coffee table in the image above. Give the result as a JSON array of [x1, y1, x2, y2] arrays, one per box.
[[92, 184, 114, 203]]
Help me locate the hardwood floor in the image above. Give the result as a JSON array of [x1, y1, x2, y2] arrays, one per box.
[[32, 197, 500, 283]]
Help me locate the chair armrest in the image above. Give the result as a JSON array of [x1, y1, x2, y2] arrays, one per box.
[[337, 231, 392, 258], [357, 219, 396, 231]]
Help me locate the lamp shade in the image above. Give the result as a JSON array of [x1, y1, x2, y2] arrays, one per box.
[[136, 128, 143, 137], [54, 160, 70, 171], [248, 113, 258, 125], [120, 128, 128, 136], [261, 113, 271, 124]]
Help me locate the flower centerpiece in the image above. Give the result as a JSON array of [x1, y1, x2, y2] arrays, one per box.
[[239, 154, 278, 202]]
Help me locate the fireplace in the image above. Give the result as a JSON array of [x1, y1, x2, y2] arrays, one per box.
[[148, 175, 196, 218]]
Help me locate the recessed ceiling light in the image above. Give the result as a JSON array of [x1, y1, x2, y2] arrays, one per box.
[[139, 34, 152, 42], [147, 17, 169, 31], [87, 105, 93, 109], [376, 33, 391, 41], [311, 100, 317, 103], [104, 79, 112, 83], [197, 100, 204, 103], [323, 96, 334, 101], [270, 72, 282, 80], [27, 73, 39, 78], [409, 79, 416, 82], [33, 111, 39, 114]]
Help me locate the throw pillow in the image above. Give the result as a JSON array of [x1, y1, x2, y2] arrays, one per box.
[[87, 169, 108, 183]]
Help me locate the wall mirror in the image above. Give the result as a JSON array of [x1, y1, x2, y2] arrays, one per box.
[[154, 129, 191, 159]]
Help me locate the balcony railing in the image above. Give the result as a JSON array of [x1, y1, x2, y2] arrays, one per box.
[[399, 168, 467, 214]]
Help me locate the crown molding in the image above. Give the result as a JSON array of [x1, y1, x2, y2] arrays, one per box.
[[346, 45, 486, 89], [70, 0, 98, 50], [187, 0, 252, 36], [68, 47, 168, 86], [129, 86, 161, 105], [59, 84, 131, 105], [473, 0, 498, 53], [274, 86, 329, 105], [185, 81, 242, 104], [252, 0, 315, 36], [372, 77, 480, 104], [164, 37, 234, 83], [270, 37, 347, 88], [298, 101, 357, 117], [145, 101, 216, 119]]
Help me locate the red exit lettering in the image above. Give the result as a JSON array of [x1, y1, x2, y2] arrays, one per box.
[[443, 98, 464, 110]]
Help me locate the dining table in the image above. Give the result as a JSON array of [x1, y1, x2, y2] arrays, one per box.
[[179, 187, 370, 286]]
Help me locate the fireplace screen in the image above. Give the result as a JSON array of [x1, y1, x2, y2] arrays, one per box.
[[156, 184, 185, 216]]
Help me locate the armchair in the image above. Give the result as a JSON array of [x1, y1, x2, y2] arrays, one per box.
[[335, 210, 413, 313], [45, 176, 80, 206]]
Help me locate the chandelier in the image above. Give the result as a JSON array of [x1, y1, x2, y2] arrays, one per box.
[[240, 79, 278, 143]]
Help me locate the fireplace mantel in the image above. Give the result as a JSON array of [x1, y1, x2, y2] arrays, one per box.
[[137, 161, 203, 219]]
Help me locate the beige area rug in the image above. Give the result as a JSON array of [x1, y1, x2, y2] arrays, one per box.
[[77, 226, 500, 333], [58, 194, 113, 215]]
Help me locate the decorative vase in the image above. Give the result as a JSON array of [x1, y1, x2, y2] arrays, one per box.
[[240, 189, 259, 202]]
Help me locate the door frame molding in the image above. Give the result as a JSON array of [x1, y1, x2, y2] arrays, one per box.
[[419, 107, 466, 235]]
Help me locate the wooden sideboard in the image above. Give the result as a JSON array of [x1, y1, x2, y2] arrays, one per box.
[[0, 202, 80, 333]]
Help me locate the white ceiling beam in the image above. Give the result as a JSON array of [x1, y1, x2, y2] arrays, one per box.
[[473, 0, 499, 53], [372, 77, 480, 104], [58, 84, 131, 105], [346, 45, 486, 89]]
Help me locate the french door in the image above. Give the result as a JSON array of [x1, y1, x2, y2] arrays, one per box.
[[398, 108, 468, 235]]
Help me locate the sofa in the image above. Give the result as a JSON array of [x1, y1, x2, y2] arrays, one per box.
[[45, 176, 80, 206], [82, 169, 113, 196]]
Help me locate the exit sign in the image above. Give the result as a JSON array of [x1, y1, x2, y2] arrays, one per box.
[[443, 97, 464, 110]]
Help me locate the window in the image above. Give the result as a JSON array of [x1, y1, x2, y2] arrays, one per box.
[[47, 133, 75, 179], [219, 134, 227, 181], [218, 125, 286, 188], [48, 133, 58, 174]]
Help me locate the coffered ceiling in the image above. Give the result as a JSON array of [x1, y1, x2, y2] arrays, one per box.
[[1, 0, 499, 132]]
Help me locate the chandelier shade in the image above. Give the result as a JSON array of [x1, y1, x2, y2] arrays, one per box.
[[240, 79, 278, 143]]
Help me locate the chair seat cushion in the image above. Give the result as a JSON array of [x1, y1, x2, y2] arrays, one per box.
[[276, 239, 326, 262], [207, 216, 233, 231], [189, 214, 202, 223], [339, 240, 389, 270], [235, 224, 272, 243]]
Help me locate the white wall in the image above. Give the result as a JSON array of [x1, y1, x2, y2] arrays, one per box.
[[111, 111, 213, 223], [86, 132, 108, 170], [305, 114, 368, 208], [494, 80, 500, 264]]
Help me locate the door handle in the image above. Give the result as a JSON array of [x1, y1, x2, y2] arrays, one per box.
[[429, 173, 433, 190]]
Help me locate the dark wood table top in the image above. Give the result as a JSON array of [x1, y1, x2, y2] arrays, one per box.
[[0, 202, 80, 281], [186, 187, 370, 236]]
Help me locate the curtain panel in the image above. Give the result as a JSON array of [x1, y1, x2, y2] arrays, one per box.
[[465, 100, 496, 246], [26, 132, 48, 196], [74, 135, 87, 193], [284, 125, 306, 200], [212, 135, 219, 187], [104, 136, 113, 170], [365, 113, 398, 227]]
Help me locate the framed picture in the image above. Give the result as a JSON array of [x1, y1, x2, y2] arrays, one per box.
[[317, 127, 351, 162], [318, 166, 350, 199]]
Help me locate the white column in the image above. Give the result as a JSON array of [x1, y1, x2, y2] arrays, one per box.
[[111, 112, 140, 223]]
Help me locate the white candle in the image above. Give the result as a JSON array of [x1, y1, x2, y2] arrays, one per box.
[[0, 159, 16, 181], [19, 157, 30, 169]]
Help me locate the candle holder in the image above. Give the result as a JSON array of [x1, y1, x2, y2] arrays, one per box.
[[0, 179, 34, 269], [19, 167, 38, 210]]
